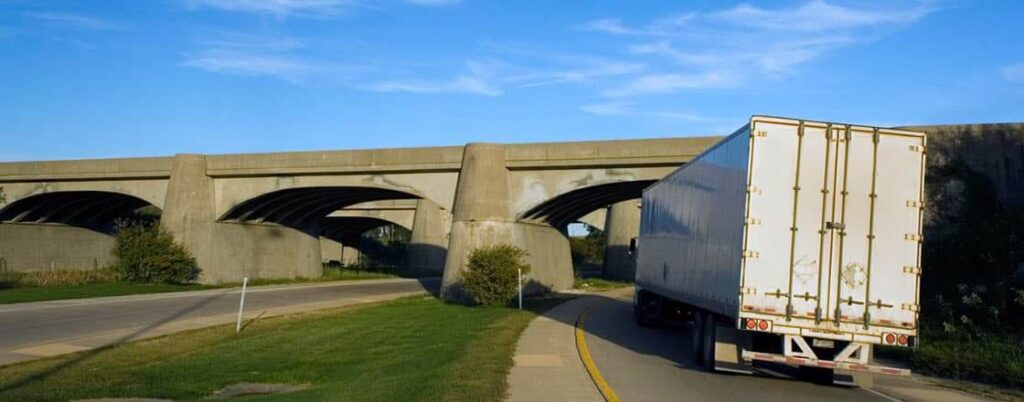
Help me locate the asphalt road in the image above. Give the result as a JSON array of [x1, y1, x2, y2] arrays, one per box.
[[582, 295, 896, 402], [0, 278, 439, 365]]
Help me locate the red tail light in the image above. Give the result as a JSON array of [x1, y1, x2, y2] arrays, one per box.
[[758, 320, 769, 331]]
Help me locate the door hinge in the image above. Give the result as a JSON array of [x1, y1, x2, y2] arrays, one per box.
[[747, 186, 762, 195], [745, 217, 762, 225], [740, 287, 757, 295], [743, 250, 760, 259], [905, 233, 924, 242], [909, 145, 926, 153], [906, 200, 925, 209], [902, 266, 922, 275], [901, 303, 920, 312], [753, 130, 768, 137]]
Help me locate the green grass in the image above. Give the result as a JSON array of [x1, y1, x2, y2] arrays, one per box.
[[245, 267, 400, 287], [0, 282, 218, 304], [0, 268, 405, 305], [0, 295, 563, 401], [878, 331, 1024, 390], [573, 277, 633, 291]]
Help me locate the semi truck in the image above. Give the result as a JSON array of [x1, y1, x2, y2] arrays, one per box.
[[632, 116, 925, 382]]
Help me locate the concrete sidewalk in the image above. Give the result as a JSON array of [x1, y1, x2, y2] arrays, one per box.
[[507, 294, 608, 402]]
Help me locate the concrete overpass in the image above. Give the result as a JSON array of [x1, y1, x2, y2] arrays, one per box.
[[0, 137, 720, 297]]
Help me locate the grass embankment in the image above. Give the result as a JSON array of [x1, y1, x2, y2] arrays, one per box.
[[0, 282, 219, 305], [879, 331, 1024, 390], [0, 295, 562, 401], [573, 277, 632, 291], [0, 268, 403, 305]]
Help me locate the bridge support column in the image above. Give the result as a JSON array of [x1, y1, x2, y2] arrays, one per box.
[[163, 154, 322, 284], [406, 199, 450, 276], [162, 154, 219, 281], [442, 143, 573, 300], [602, 199, 641, 281], [320, 237, 344, 265], [342, 244, 361, 267]]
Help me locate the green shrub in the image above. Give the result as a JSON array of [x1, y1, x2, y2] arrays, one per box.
[[461, 244, 530, 306], [112, 219, 200, 284]]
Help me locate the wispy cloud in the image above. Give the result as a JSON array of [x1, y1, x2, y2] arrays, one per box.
[[580, 101, 706, 121], [182, 50, 317, 82], [365, 54, 643, 96], [586, 1, 937, 97], [23, 12, 119, 31], [1003, 63, 1024, 84], [366, 61, 501, 96], [711, 1, 931, 33], [602, 72, 732, 97], [180, 32, 323, 83], [185, 0, 361, 18]]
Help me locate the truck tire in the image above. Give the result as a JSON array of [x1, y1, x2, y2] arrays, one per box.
[[634, 291, 662, 328], [691, 311, 705, 366], [701, 313, 716, 372]]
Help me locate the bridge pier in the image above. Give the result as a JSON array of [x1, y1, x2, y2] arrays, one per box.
[[163, 154, 322, 283], [320, 237, 344, 265], [162, 154, 218, 280], [441, 143, 574, 300], [406, 199, 450, 276], [603, 199, 640, 281]]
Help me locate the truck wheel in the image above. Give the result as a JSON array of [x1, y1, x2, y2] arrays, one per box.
[[634, 291, 662, 328], [701, 313, 717, 372], [691, 311, 705, 366]]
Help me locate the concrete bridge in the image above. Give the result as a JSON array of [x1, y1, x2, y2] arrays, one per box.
[[0, 137, 719, 296]]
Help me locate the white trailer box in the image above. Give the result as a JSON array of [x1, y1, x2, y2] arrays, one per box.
[[635, 116, 925, 377]]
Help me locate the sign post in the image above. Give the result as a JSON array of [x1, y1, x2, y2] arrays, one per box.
[[236, 277, 248, 333], [517, 267, 523, 310]]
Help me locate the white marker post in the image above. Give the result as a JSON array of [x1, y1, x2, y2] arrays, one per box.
[[517, 267, 523, 310], [236, 277, 248, 333]]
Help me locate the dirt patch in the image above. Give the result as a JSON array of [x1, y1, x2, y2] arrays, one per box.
[[210, 383, 309, 399]]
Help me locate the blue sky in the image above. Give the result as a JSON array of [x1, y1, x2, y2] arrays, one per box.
[[1, 0, 1022, 161]]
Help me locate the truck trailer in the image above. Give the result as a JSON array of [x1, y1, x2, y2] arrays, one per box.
[[632, 116, 925, 381]]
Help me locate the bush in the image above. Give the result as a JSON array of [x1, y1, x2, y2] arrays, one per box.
[[461, 244, 531, 306], [112, 219, 200, 284]]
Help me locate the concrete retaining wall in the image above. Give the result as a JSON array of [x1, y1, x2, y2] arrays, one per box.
[[0, 224, 114, 272]]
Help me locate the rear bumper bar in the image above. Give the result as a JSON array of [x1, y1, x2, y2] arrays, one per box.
[[742, 350, 910, 376]]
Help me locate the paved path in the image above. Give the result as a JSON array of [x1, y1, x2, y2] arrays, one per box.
[[509, 289, 991, 402], [0, 278, 439, 366]]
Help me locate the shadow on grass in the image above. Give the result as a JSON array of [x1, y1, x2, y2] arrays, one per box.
[[0, 290, 231, 394]]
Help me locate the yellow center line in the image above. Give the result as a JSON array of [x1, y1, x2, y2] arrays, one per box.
[[575, 300, 621, 402]]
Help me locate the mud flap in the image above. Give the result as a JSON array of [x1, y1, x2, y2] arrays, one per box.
[[713, 322, 754, 374]]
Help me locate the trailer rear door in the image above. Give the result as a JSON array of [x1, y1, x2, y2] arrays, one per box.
[[741, 117, 924, 335]]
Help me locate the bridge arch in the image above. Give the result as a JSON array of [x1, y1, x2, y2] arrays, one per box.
[[0, 190, 160, 233], [0, 191, 162, 272], [319, 216, 412, 270], [219, 186, 421, 230], [517, 180, 654, 229]]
